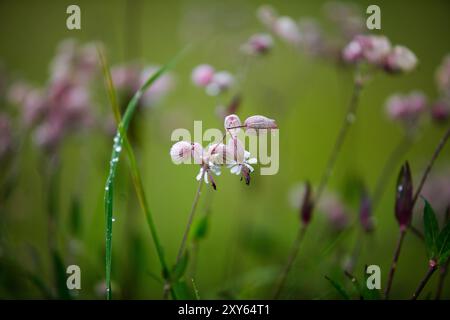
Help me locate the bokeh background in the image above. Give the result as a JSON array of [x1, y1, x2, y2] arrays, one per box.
[[0, 0, 449, 299]]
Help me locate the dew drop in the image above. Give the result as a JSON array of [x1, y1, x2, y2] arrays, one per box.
[[115, 146, 122, 152], [347, 113, 356, 123]]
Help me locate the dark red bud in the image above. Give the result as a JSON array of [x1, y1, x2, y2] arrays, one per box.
[[395, 161, 413, 228], [300, 181, 313, 225], [359, 192, 374, 233]]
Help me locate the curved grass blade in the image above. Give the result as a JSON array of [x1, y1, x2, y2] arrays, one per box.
[[324, 275, 350, 300], [101, 48, 186, 300]]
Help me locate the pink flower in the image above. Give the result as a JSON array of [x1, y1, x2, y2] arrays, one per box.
[[241, 33, 273, 56], [206, 71, 234, 96], [140, 66, 174, 107], [273, 16, 302, 46], [384, 45, 418, 73], [191, 64, 215, 87], [343, 35, 391, 65], [170, 141, 202, 164], [224, 114, 242, 136], [318, 193, 351, 231], [385, 91, 427, 123]]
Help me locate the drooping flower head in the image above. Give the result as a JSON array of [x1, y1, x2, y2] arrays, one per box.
[[318, 192, 351, 231], [431, 99, 450, 123], [241, 33, 274, 56], [385, 91, 427, 125], [191, 64, 215, 87]]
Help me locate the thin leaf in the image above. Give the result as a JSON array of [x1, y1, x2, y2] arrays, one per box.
[[100, 47, 187, 300], [172, 251, 189, 281], [324, 275, 350, 300], [172, 280, 194, 299], [437, 220, 450, 264], [191, 278, 200, 300], [192, 215, 209, 241], [423, 199, 439, 259]]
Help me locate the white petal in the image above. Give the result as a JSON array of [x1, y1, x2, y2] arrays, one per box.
[[196, 168, 203, 181], [247, 157, 257, 164], [245, 164, 254, 172], [230, 165, 240, 175]]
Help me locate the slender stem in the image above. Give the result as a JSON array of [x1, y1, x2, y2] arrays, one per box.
[[315, 76, 363, 203], [163, 168, 206, 299], [412, 126, 450, 206], [411, 262, 437, 300], [372, 135, 412, 211], [273, 226, 307, 299], [384, 227, 406, 299], [435, 258, 449, 300], [408, 225, 424, 241], [176, 169, 206, 262]]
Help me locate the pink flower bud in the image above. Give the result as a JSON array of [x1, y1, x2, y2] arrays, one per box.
[[343, 35, 391, 66], [224, 114, 242, 136], [241, 33, 273, 56], [191, 64, 215, 87], [244, 115, 278, 134], [342, 38, 364, 63], [431, 100, 450, 123], [384, 45, 418, 73], [385, 91, 427, 123], [170, 141, 191, 164]]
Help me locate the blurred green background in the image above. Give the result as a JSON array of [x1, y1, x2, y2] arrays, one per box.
[[0, 0, 449, 299]]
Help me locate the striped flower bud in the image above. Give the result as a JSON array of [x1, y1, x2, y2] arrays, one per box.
[[395, 161, 414, 229]]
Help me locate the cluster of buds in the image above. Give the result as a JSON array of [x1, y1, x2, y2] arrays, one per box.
[[240, 33, 274, 56], [343, 35, 418, 73], [111, 63, 174, 108], [385, 91, 427, 126], [170, 114, 277, 188], [7, 40, 98, 152], [191, 64, 234, 96], [430, 55, 450, 123]]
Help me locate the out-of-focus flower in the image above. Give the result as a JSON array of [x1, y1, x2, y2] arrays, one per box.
[[7, 81, 32, 105], [191, 64, 215, 87], [273, 16, 302, 46], [342, 35, 391, 65], [323, 1, 365, 40], [359, 192, 374, 232], [241, 33, 273, 56], [419, 171, 450, 219], [395, 161, 413, 229], [300, 181, 313, 225], [318, 192, 351, 231], [431, 99, 450, 123], [244, 115, 278, 134], [112, 63, 174, 108], [298, 18, 326, 57], [206, 71, 234, 96], [385, 91, 427, 124], [384, 45, 418, 73], [257, 5, 278, 29], [436, 55, 450, 96], [0, 114, 13, 160], [343, 35, 417, 74]]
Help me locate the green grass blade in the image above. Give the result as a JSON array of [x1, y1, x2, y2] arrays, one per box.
[[100, 47, 186, 300]]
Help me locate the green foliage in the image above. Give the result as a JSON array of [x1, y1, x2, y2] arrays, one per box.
[[422, 198, 450, 265], [324, 276, 350, 300], [172, 251, 189, 282]]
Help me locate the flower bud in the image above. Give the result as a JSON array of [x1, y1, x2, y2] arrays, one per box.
[[224, 114, 242, 136], [170, 141, 202, 164], [359, 192, 374, 233], [191, 64, 215, 87], [431, 100, 450, 123], [300, 181, 313, 225], [395, 161, 414, 228], [384, 45, 418, 73], [241, 33, 273, 56], [206, 71, 234, 96], [244, 115, 278, 135]]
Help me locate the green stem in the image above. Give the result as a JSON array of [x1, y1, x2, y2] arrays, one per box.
[[384, 227, 406, 299]]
